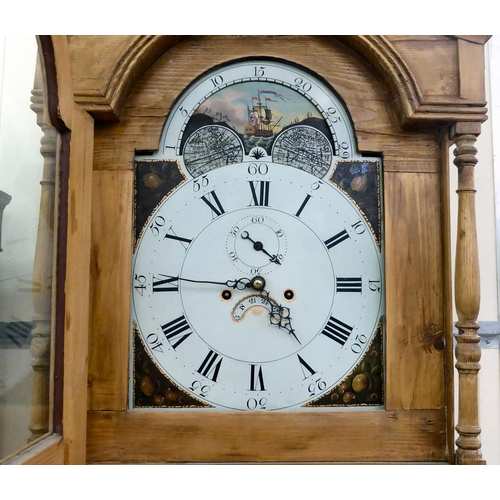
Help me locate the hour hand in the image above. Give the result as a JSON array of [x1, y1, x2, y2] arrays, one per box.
[[260, 289, 300, 344]]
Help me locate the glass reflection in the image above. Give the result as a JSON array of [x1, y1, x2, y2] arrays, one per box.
[[0, 36, 56, 460]]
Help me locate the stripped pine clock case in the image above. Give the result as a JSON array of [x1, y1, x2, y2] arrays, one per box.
[[77, 36, 490, 463]]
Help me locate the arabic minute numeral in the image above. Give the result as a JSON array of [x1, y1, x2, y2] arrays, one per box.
[[352, 220, 366, 234], [210, 75, 223, 87], [193, 175, 209, 192], [247, 397, 268, 410], [149, 215, 165, 237], [134, 274, 146, 295], [189, 380, 210, 397], [327, 106, 342, 124], [351, 334, 368, 354], [248, 163, 269, 176], [254, 66, 265, 77], [340, 141, 350, 159], [146, 333, 164, 353], [307, 378, 327, 397], [294, 76, 312, 93]]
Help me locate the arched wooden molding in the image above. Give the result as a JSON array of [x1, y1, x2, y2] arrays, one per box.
[[69, 35, 489, 129], [71, 35, 186, 121], [451, 121, 486, 465]]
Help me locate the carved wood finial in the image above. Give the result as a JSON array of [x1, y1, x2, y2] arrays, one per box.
[[451, 122, 486, 465]]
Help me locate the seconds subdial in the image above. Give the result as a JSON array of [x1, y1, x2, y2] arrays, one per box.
[[227, 215, 286, 275]]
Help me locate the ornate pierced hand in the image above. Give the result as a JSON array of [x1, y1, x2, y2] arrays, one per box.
[[164, 274, 266, 291]]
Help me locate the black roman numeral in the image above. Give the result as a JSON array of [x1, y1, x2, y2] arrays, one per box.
[[248, 180, 270, 206], [196, 350, 223, 382], [200, 189, 225, 217], [321, 316, 353, 346], [297, 354, 317, 379], [152, 274, 178, 293], [324, 229, 350, 249], [161, 315, 192, 350], [295, 194, 312, 217], [336, 277, 362, 293], [164, 227, 192, 249], [249, 364, 266, 391]]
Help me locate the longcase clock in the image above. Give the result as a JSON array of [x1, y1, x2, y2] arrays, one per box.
[[77, 35, 489, 464]]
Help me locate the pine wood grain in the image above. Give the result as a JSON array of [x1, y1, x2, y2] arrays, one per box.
[[88, 169, 134, 411], [384, 172, 446, 410], [19, 436, 65, 465], [62, 104, 94, 464], [86, 409, 447, 463]]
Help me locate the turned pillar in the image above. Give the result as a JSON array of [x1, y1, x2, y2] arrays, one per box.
[[27, 57, 57, 442], [451, 121, 486, 465]]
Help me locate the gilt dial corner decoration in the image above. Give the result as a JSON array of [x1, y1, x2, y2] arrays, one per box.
[[130, 58, 385, 412]]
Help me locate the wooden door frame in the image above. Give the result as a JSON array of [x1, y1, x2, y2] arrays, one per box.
[[2, 35, 93, 465]]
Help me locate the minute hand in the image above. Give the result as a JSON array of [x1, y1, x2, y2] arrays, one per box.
[[164, 275, 264, 291]]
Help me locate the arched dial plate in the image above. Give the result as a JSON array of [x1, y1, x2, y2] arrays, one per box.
[[132, 59, 384, 411]]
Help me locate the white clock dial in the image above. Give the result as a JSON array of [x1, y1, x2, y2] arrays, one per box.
[[132, 162, 383, 411]]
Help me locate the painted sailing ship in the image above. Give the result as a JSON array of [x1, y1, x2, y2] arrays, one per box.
[[245, 90, 283, 137]]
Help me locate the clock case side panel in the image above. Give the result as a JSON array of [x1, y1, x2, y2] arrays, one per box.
[[86, 35, 450, 463]]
